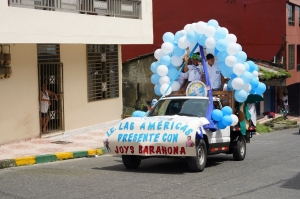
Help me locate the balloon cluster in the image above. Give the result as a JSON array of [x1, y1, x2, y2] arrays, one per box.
[[132, 110, 147, 117], [211, 106, 238, 129], [150, 19, 266, 101]]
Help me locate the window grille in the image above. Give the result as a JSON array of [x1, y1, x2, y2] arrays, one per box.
[[37, 44, 60, 63], [287, 4, 295, 26], [87, 44, 119, 102], [288, 45, 295, 70]]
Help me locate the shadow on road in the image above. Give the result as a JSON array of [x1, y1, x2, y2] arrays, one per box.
[[92, 155, 233, 174], [280, 172, 300, 190]]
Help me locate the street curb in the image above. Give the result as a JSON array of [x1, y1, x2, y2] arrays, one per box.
[[0, 148, 107, 169]]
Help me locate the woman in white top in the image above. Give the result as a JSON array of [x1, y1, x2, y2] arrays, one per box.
[[40, 84, 58, 133]]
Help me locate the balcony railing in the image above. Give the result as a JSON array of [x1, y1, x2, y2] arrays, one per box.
[[9, 0, 141, 19]]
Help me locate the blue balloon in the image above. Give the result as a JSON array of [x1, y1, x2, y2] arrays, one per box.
[[163, 32, 174, 44], [249, 88, 256, 94], [217, 121, 226, 129], [227, 79, 233, 91], [216, 51, 229, 62], [222, 115, 233, 126], [174, 31, 184, 43], [234, 89, 248, 102], [160, 55, 171, 66], [246, 61, 256, 72], [255, 82, 266, 95], [132, 110, 146, 117], [241, 71, 253, 84], [151, 74, 160, 84], [173, 46, 185, 56], [150, 62, 160, 73], [207, 19, 219, 29], [235, 51, 247, 63], [167, 68, 178, 80], [253, 64, 258, 72], [230, 74, 237, 79], [214, 48, 219, 55], [186, 31, 198, 43], [221, 65, 234, 78], [222, 106, 232, 116], [244, 62, 250, 71], [214, 28, 226, 40], [250, 78, 259, 89], [154, 84, 162, 96], [197, 34, 208, 47], [215, 39, 228, 52], [212, 109, 223, 121]]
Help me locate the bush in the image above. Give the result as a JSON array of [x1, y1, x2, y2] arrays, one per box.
[[256, 122, 272, 133]]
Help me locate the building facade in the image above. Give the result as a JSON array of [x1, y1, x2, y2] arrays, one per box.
[[0, 0, 153, 144], [122, 0, 300, 115]]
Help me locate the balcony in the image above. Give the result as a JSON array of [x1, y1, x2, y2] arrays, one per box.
[[9, 0, 141, 19]]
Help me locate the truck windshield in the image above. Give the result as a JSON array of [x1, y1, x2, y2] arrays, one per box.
[[147, 98, 208, 117]]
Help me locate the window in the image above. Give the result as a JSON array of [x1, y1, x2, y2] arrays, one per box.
[[87, 44, 119, 102], [288, 45, 295, 70], [287, 4, 295, 26]]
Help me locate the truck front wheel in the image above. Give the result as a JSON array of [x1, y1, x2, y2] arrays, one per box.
[[187, 139, 207, 172], [122, 155, 141, 169], [232, 136, 246, 161]]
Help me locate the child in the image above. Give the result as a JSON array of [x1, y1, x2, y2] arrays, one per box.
[[186, 136, 195, 147]]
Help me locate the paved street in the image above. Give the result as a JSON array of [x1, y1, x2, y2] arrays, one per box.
[[1, 128, 300, 199]]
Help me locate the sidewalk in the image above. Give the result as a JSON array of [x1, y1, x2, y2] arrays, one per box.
[[0, 120, 120, 169]]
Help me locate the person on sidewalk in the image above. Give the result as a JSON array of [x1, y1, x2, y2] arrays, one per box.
[[282, 92, 289, 110], [40, 83, 58, 134]]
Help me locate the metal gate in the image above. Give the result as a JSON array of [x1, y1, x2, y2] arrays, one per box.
[[37, 44, 64, 135]]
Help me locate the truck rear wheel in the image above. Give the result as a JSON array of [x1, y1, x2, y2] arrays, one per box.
[[122, 155, 141, 169], [232, 136, 246, 161], [187, 139, 207, 172]]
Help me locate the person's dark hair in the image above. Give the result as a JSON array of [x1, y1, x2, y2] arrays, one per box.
[[206, 53, 214, 60]]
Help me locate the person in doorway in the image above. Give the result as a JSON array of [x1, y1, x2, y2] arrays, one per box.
[[205, 53, 224, 91], [282, 92, 289, 110], [40, 84, 58, 133]]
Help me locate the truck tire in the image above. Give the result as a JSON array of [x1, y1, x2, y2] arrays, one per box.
[[232, 136, 246, 161], [187, 139, 207, 172], [122, 155, 141, 169]]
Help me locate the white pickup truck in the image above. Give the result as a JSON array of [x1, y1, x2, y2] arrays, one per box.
[[105, 95, 253, 172]]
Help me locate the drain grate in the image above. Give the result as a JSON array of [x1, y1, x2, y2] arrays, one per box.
[[51, 141, 72, 145]]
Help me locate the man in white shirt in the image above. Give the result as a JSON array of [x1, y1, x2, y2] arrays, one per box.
[[205, 53, 224, 91]]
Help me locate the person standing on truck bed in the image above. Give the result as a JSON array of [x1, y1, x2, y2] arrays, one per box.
[[205, 53, 224, 91]]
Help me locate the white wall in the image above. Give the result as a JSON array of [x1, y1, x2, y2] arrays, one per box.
[[61, 44, 122, 131], [0, 1, 153, 44], [0, 44, 40, 144]]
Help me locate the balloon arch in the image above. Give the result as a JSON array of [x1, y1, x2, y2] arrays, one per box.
[[148, 19, 266, 130]]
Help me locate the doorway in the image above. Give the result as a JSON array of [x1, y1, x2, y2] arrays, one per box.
[[37, 44, 64, 135]]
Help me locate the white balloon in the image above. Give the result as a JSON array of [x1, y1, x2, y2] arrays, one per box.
[[230, 114, 239, 126], [171, 56, 183, 66], [157, 65, 169, 76], [225, 34, 237, 43], [227, 43, 240, 55], [252, 70, 258, 77], [154, 49, 161, 60], [184, 24, 192, 33], [159, 76, 170, 85], [225, 55, 237, 67], [204, 26, 216, 37], [232, 77, 244, 90], [242, 83, 252, 93], [180, 30, 186, 35], [222, 27, 229, 34], [178, 36, 190, 49], [233, 63, 246, 76], [205, 37, 216, 49], [190, 23, 197, 31], [161, 42, 174, 54], [171, 81, 181, 91], [206, 48, 215, 55], [195, 21, 207, 34], [160, 84, 172, 95]]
